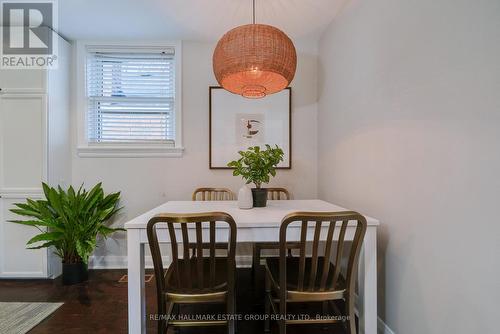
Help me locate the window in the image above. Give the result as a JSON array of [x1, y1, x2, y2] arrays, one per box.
[[78, 43, 183, 157]]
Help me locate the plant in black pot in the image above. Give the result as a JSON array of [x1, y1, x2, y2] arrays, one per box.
[[228, 144, 284, 207], [9, 183, 122, 285]]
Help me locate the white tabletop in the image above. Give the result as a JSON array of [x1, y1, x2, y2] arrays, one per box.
[[124, 199, 379, 229]]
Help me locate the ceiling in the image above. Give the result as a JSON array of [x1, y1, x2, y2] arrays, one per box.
[[58, 0, 346, 42]]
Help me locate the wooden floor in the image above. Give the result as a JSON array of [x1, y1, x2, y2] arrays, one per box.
[[0, 269, 349, 333]]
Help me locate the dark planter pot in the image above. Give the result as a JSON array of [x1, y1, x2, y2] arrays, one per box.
[[252, 188, 268, 207], [62, 262, 88, 285]]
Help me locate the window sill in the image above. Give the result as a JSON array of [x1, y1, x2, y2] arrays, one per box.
[[77, 145, 184, 158]]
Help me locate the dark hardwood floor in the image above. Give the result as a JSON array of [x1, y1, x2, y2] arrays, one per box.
[[0, 269, 348, 333]]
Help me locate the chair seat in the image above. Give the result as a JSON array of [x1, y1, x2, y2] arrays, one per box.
[[265, 257, 347, 293], [165, 257, 230, 295]]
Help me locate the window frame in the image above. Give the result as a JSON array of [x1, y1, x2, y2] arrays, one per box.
[[76, 41, 183, 158]]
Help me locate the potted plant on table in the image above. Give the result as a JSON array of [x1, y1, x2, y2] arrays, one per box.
[[9, 183, 123, 285], [228, 144, 284, 207]]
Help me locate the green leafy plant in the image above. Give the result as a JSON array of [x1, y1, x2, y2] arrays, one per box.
[[9, 183, 123, 264], [227, 144, 284, 188]]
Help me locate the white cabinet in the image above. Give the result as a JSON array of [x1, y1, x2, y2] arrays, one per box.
[[0, 34, 71, 278], [0, 69, 46, 94]]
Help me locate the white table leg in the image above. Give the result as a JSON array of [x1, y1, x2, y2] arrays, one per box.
[[358, 226, 377, 334], [128, 229, 146, 334]]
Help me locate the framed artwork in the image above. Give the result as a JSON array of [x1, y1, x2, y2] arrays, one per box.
[[209, 86, 291, 169]]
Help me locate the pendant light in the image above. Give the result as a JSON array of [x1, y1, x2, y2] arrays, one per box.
[[213, 0, 297, 99]]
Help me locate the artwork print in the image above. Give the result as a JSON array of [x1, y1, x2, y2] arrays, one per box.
[[209, 87, 291, 169]]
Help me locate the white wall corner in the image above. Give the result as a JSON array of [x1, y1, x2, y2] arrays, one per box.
[[378, 317, 395, 334]]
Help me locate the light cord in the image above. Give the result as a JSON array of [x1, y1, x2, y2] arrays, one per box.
[[253, 0, 256, 24]]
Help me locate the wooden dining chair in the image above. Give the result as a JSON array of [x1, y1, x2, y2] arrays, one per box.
[[266, 187, 290, 200], [264, 211, 367, 334], [191, 188, 234, 255], [147, 212, 237, 334], [252, 188, 291, 282], [192, 187, 234, 201]]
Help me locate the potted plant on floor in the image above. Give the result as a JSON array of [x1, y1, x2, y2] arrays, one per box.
[[228, 144, 284, 207], [9, 183, 123, 285]]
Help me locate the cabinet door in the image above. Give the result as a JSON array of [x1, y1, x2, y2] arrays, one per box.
[[0, 69, 47, 93], [0, 94, 48, 278], [0, 198, 48, 278], [0, 94, 47, 192]]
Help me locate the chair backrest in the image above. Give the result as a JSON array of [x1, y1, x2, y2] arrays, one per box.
[[192, 188, 234, 201], [147, 212, 237, 292], [267, 187, 290, 200], [279, 211, 367, 293]]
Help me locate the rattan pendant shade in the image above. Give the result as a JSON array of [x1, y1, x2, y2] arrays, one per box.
[[213, 23, 297, 99]]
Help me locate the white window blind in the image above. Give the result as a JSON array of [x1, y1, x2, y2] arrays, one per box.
[[86, 49, 175, 144]]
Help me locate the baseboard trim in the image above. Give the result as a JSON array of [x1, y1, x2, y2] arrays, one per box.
[[89, 255, 253, 269], [88, 256, 156, 269], [378, 317, 395, 334]]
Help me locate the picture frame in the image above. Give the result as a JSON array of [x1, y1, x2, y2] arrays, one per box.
[[209, 86, 292, 169]]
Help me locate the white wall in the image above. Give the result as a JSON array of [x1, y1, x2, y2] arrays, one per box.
[[318, 0, 500, 333], [71, 40, 319, 260]]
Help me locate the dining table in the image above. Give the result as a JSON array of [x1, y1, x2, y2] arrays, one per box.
[[125, 199, 379, 334]]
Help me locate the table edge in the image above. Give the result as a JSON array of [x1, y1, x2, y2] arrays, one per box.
[[124, 200, 380, 229]]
